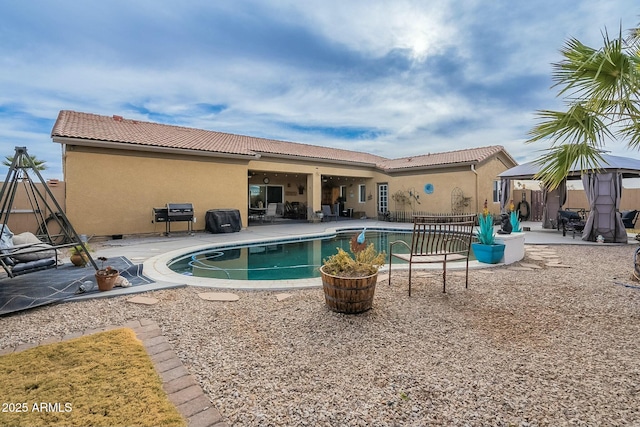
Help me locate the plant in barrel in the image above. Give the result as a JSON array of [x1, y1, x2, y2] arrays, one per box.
[[320, 229, 386, 314]]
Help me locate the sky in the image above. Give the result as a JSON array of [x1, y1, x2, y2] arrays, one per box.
[[1, 0, 639, 180]]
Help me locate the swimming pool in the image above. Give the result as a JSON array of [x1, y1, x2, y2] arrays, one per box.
[[168, 229, 418, 280]]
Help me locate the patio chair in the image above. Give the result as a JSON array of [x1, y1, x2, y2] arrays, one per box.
[[265, 203, 278, 222], [388, 214, 475, 295], [322, 204, 339, 222], [621, 210, 639, 229], [557, 210, 585, 238]]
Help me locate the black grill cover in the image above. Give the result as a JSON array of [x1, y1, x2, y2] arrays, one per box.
[[205, 209, 242, 233]]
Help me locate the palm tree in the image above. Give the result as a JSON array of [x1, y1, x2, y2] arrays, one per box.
[[527, 24, 640, 189], [2, 154, 47, 171]]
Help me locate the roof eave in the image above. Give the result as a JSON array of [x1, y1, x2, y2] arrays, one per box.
[[254, 151, 379, 168], [52, 136, 259, 161], [383, 161, 476, 173]]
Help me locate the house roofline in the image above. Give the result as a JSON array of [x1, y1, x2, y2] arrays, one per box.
[[383, 161, 477, 173], [52, 136, 260, 161]]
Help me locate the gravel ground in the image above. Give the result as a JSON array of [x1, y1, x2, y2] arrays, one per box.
[[2, 244, 640, 426]]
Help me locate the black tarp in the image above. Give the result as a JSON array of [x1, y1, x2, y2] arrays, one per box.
[[205, 209, 242, 233]]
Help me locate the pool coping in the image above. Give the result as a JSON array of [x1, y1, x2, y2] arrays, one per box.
[[142, 225, 498, 290]]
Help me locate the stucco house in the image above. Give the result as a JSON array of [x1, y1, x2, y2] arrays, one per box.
[[51, 110, 518, 237]]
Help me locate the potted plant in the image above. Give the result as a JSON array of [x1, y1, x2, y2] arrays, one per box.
[[69, 244, 91, 267], [320, 230, 386, 314], [95, 256, 119, 291], [509, 200, 522, 232], [471, 200, 506, 264]]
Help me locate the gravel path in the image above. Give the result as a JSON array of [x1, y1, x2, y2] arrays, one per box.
[[2, 244, 640, 426]]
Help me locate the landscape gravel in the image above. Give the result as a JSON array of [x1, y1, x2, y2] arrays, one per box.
[[2, 244, 640, 426]]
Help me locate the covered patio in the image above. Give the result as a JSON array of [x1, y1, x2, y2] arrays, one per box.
[[247, 169, 372, 223]]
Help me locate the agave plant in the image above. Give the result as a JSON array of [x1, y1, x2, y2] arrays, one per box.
[[510, 211, 522, 232], [475, 199, 496, 245], [508, 199, 522, 232], [477, 213, 496, 245]]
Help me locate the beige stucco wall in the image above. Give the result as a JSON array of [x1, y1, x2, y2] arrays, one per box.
[[61, 144, 515, 237], [474, 153, 515, 215], [387, 167, 476, 214], [385, 154, 514, 216], [64, 146, 247, 236]]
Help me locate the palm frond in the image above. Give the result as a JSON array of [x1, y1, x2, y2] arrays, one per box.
[[533, 144, 606, 190], [553, 27, 640, 117], [527, 104, 613, 146], [529, 21, 640, 188]]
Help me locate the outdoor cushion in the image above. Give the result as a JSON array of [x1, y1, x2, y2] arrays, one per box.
[[11, 258, 56, 274], [0, 225, 14, 249], [9, 232, 58, 262]]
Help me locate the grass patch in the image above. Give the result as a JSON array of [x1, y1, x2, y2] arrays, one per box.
[[0, 328, 185, 427]]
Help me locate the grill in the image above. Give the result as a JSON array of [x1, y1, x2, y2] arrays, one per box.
[[152, 203, 194, 235], [153, 207, 168, 222]]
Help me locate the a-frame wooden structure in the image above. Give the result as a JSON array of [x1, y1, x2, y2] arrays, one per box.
[[0, 146, 97, 277]]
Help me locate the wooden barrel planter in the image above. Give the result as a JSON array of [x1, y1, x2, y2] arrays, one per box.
[[320, 265, 378, 314]]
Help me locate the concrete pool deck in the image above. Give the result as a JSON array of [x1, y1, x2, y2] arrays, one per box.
[[83, 219, 638, 296]]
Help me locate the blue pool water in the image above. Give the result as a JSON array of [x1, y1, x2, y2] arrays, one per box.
[[168, 230, 417, 280]]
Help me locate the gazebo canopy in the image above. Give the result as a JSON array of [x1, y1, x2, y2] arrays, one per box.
[[498, 153, 640, 180], [498, 153, 640, 243]]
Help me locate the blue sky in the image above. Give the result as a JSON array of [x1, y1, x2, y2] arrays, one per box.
[[0, 0, 638, 179]]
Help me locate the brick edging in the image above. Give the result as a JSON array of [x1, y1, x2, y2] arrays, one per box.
[[1, 318, 228, 427]]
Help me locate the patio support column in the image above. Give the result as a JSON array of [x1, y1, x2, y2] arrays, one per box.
[[308, 172, 322, 213]]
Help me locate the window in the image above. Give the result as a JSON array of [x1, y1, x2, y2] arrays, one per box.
[[249, 185, 283, 208], [358, 184, 366, 203], [492, 180, 501, 203]]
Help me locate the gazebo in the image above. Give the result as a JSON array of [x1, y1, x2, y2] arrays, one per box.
[[498, 154, 640, 243]]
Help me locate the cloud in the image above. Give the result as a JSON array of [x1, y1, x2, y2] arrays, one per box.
[[0, 0, 638, 180]]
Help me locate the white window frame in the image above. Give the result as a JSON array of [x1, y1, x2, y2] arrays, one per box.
[[492, 180, 501, 204]]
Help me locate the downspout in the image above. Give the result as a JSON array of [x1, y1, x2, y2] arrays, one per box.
[[471, 164, 479, 212]]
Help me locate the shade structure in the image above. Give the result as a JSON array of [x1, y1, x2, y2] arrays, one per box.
[[498, 154, 640, 180], [581, 172, 627, 243], [498, 153, 640, 242]]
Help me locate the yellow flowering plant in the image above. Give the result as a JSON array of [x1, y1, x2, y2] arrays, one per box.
[[322, 230, 386, 277]]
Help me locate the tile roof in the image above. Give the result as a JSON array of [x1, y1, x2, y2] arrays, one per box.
[[380, 145, 510, 170], [51, 110, 514, 171]]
